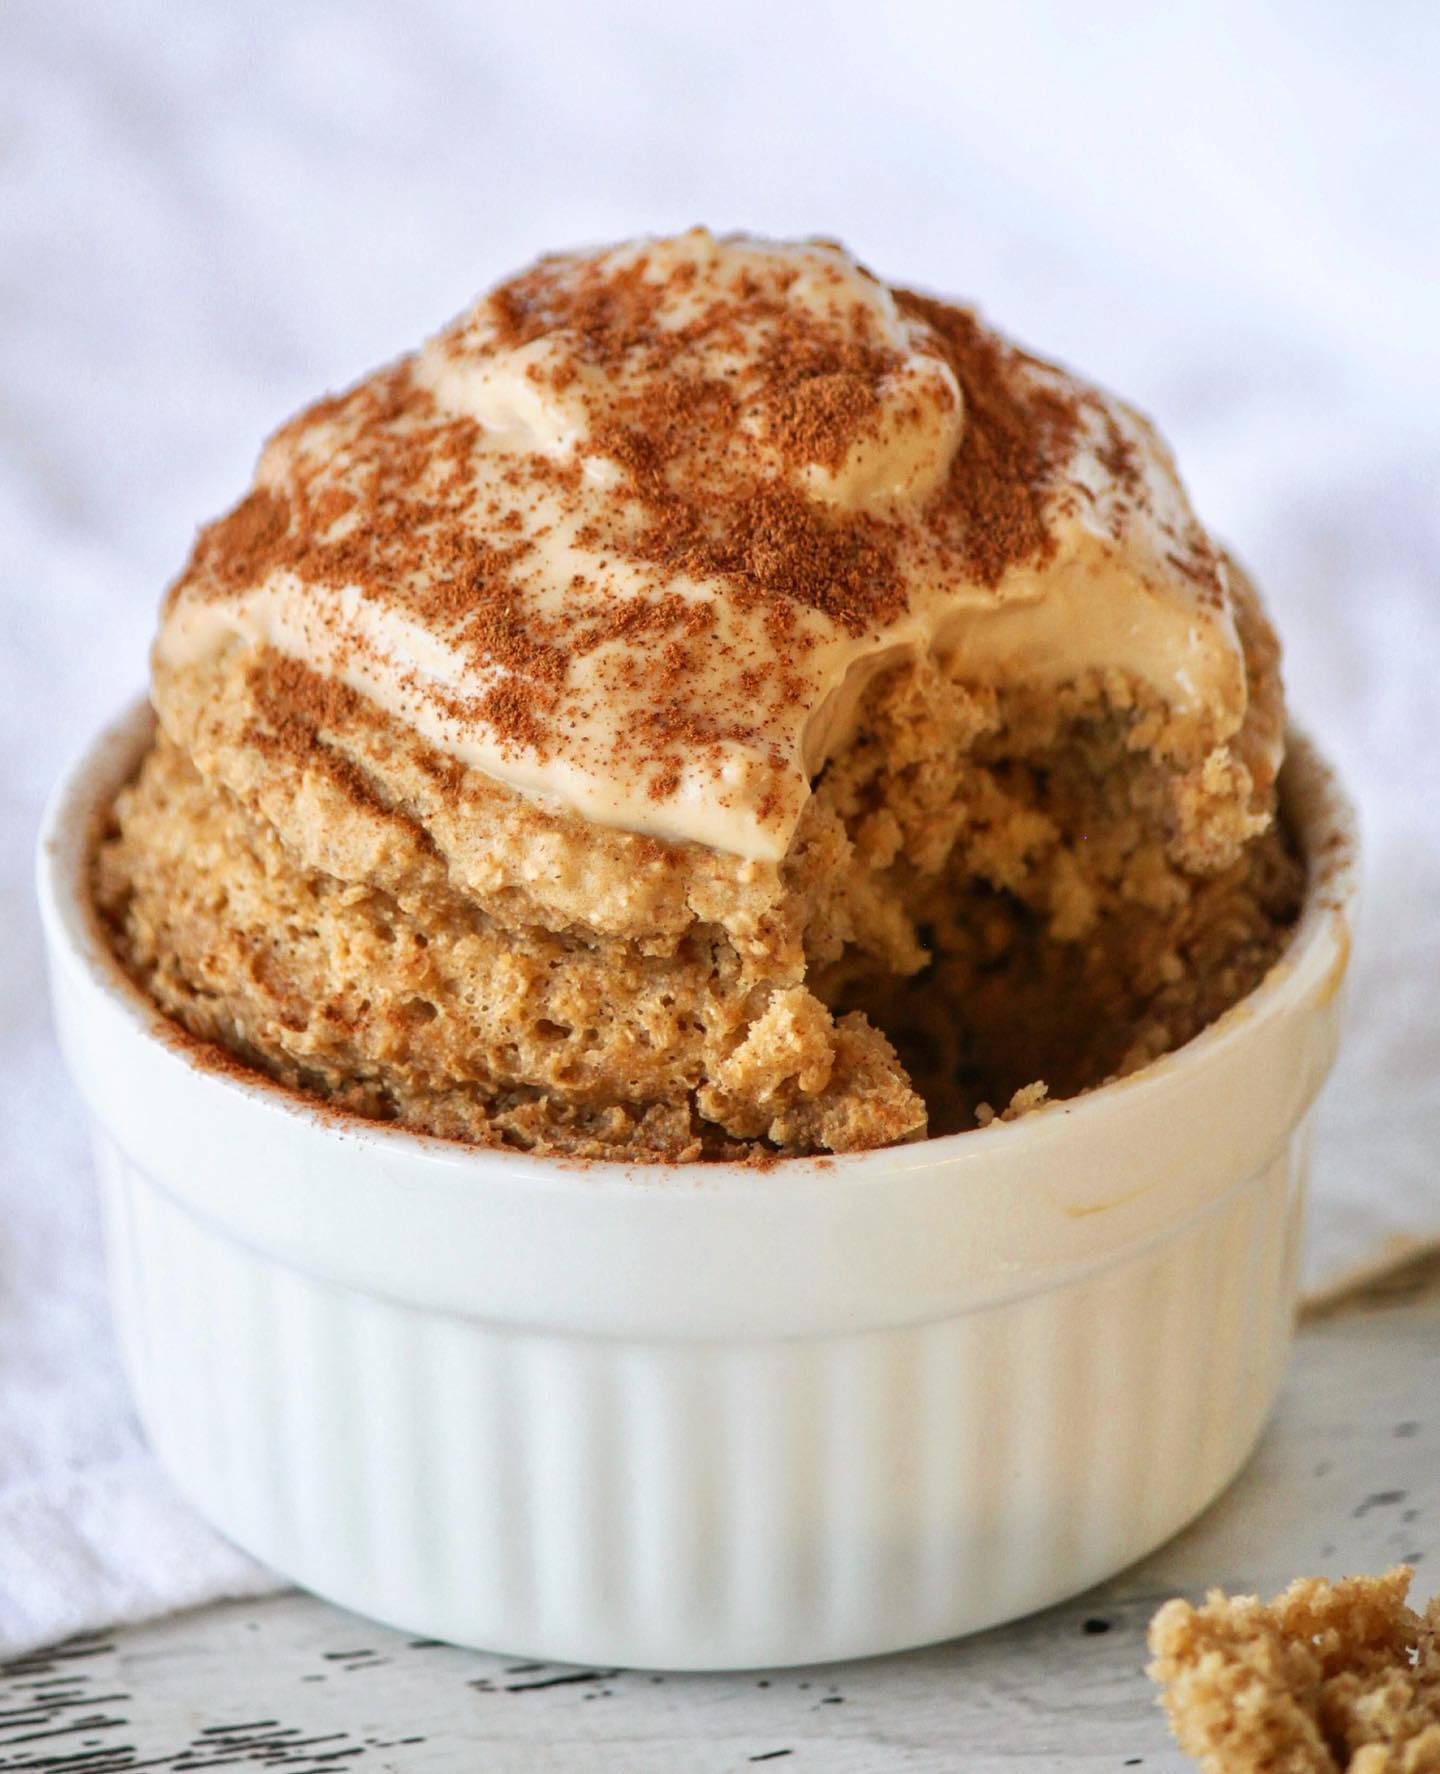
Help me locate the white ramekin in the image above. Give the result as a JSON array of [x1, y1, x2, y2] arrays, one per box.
[[38, 700, 1358, 1670]]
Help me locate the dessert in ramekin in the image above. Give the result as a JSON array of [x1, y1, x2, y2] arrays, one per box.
[[40, 232, 1358, 1666]]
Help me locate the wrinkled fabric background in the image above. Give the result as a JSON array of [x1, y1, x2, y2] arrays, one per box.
[[2, 0, 1436, 1655]]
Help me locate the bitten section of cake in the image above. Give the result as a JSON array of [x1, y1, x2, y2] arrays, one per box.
[[95, 231, 1303, 1159], [1148, 1570, 1440, 1774]]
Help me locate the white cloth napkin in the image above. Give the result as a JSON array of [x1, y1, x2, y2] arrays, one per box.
[[2, 0, 1437, 1660]]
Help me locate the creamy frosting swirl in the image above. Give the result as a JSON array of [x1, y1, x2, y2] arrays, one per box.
[[158, 229, 1251, 861]]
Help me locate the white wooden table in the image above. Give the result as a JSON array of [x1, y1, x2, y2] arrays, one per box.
[[3, 1254, 1436, 1773]]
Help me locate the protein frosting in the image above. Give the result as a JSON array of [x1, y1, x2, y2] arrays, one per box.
[[158, 229, 1254, 861]]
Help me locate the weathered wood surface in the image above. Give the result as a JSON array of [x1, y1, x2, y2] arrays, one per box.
[[4, 1254, 1436, 1773]]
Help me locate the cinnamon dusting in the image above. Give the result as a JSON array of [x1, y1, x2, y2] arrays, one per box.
[[161, 231, 1241, 851]]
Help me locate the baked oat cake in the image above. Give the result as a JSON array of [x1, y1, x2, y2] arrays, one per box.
[[95, 230, 1302, 1158], [1149, 1569, 1440, 1773]]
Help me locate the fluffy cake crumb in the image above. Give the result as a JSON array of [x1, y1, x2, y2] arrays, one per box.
[[1148, 1569, 1440, 1773]]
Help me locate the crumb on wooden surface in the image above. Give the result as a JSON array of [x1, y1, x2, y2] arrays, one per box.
[[1148, 1567, 1440, 1772]]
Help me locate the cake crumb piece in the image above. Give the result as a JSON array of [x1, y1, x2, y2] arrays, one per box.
[[1147, 1568, 1440, 1773], [974, 1081, 1049, 1127]]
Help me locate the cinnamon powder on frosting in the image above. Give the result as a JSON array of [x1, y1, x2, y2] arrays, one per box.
[[895, 292, 1079, 587], [164, 234, 1198, 834]]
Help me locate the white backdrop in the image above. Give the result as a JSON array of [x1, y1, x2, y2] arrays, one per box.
[[1, 0, 1437, 1649]]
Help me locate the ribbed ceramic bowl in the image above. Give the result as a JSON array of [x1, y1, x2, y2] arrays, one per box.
[[39, 700, 1358, 1670]]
